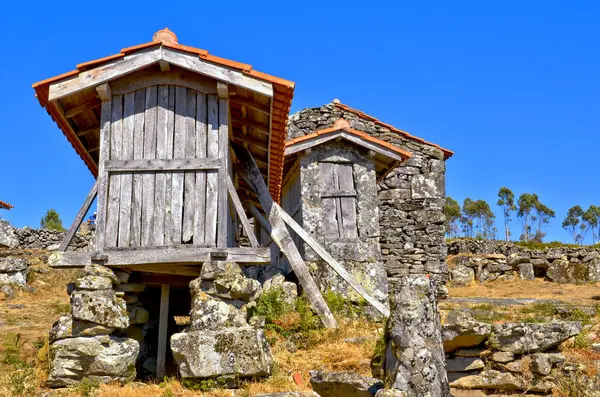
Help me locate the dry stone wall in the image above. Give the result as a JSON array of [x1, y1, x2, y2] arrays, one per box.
[[0, 220, 92, 251]]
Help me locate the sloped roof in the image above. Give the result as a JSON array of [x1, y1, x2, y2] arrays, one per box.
[[0, 200, 13, 210], [32, 28, 295, 202]]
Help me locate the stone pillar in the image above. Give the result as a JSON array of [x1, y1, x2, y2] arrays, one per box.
[[384, 275, 449, 397]]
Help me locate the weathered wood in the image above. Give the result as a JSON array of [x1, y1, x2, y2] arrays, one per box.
[[110, 68, 217, 96], [276, 207, 390, 318], [142, 86, 158, 246], [64, 101, 101, 118], [159, 60, 170, 72], [161, 48, 273, 97], [48, 246, 271, 267], [76, 127, 99, 137], [182, 89, 197, 243], [115, 264, 200, 277], [233, 144, 337, 329], [105, 95, 123, 248], [231, 114, 269, 136], [105, 158, 222, 172], [58, 181, 98, 252], [171, 86, 187, 244], [130, 89, 146, 247], [152, 86, 170, 246], [217, 82, 229, 99], [319, 163, 339, 239], [227, 177, 259, 247], [164, 87, 176, 244], [204, 95, 219, 246], [337, 164, 358, 238], [156, 284, 170, 379], [96, 83, 112, 102], [230, 95, 270, 115], [117, 92, 135, 246], [193, 93, 208, 245], [94, 98, 112, 250], [49, 50, 162, 100], [217, 96, 229, 248], [320, 189, 357, 198]]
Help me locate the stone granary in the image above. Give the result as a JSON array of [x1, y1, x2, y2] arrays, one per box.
[[32, 29, 453, 395]]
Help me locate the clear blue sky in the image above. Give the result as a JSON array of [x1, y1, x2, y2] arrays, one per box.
[[1, 1, 598, 243]]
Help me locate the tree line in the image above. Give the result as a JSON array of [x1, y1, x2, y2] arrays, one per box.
[[444, 187, 600, 245]]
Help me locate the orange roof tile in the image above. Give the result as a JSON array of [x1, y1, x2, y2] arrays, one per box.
[[0, 200, 13, 209], [334, 103, 454, 159], [32, 29, 295, 202]]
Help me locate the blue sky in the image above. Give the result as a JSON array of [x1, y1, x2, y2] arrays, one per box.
[[0, 1, 598, 243]]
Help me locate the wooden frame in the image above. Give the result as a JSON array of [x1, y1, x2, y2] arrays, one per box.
[[104, 158, 221, 172], [58, 181, 98, 252]]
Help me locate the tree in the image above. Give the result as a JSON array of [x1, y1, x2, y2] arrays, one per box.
[[584, 205, 600, 244], [532, 200, 555, 242], [517, 193, 538, 242], [444, 197, 461, 238], [40, 209, 64, 231], [497, 187, 516, 242], [562, 205, 584, 244], [463, 198, 495, 239]]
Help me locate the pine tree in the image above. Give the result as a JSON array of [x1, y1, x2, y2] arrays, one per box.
[[40, 209, 64, 231]]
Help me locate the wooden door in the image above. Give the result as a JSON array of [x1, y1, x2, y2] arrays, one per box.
[[99, 85, 229, 249], [318, 162, 358, 239]]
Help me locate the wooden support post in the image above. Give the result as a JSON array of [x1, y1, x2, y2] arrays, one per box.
[[94, 95, 112, 250], [227, 176, 259, 247], [58, 181, 99, 252], [156, 283, 170, 380], [233, 144, 337, 329]]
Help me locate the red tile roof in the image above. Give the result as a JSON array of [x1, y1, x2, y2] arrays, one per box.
[[334, 102, 454, 159], [0, 200, 13, 210], [32, 28, 295, 202]]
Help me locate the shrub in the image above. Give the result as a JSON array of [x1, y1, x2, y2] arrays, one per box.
[[77, 378, 99, 397], [253, 287, 292, 322], [40, 209, 64, 231]]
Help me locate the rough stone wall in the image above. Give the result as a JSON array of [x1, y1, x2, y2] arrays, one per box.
[[288, 102, 448, 292], [9, 224, 92, 251], [298, 142, 388, 303]]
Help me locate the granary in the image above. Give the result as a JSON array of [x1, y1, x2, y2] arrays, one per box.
[[0, 200, 13, 210], [33, 28, 452, 389]]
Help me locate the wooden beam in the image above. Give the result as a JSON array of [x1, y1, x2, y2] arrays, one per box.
[[115, 264, 200, 277], [49, 50, 162, 100], [227, 176, 259, 247], [230, 96, 270, 115], [95, 83, 111, 101], [233, 144, 337, 329], [58, 181, 98, 252], [231, 134, 268, 153], [321, 189, 357, 198], [158, 60, 170, 72], [76, 128, 99, 137], [88, 146, 99, 153], [277, 205, 390, 318], [105, 158, 221, 172], [217, 82, 229, 99], [156, 284, 170, 380], [161, 48, 273, 97], [231, 114, 270, 136], [64, 101, 101, 119], [94, 99, 112, 250], [48, 246, 271, 268]]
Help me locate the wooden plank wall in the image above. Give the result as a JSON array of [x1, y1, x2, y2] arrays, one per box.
[[318, 163, 358, 239], [102, 85, 229, 248]]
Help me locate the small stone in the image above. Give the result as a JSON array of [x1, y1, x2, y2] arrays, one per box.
[[8, 303, 24, 309], [375, 390, 408, 397], [75, 275, 113, 291], [450, 265, 474, 286], [81, 264, 120, 285], [0, 284, 14, 299], [309, 370, 384, 397], [0, 258, 28, 273], [199, 261, 243, 281], [530, 353, 565, 376], [113, 270, 131, 283], [446, 357, 485, 372], [71, 290, 129, 329], [284, 340, 298, 353], [491, 351, 514, 363], [128, 306, 149, 324], [454, 349, 483, 357], [517, 263, 535, 280], [442, 310, 492, 353]]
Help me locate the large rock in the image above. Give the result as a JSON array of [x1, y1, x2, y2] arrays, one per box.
[[442, 310, 491, 353], [517, 263, 535, 280], [71, 290, 129, 329], [530, 352, 565, 375], [0, 258, 28, 287], [75, 275, 113, 291], [546, 258, 587, 283], [49, 314, 115, 342], [449, 370, 553, 393], [492, 321, 582, 354], [47, 335, 139, 387], [450, 265, 474, 286], [384, 275, 449, 397], [309, 370, 383, 397], [81, 264, 120, 285], [0, 220, 18, 249], [170, 327, 272, 378], [587, 258, 600, 282], [190, 293, 248, 331]]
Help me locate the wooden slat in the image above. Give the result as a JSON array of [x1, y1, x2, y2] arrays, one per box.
[[193, 93, 208, 245], [130, 89, 146, 247], [332, 166, 344, 238], [276, 206, 390, 318], [96, 82, 111, 101], [337, 164, 358, 238], [156, 284, 170, 380], [117, 92, 135, 247], [105, 158, 222, 172], [64, 101, 101, 118], [105, 95, 123, 248], [230, 95, 270, 115], [204, 95, 219, 246], [170, 86, 187, 244], [233, 144, 337, 329], [76, 127, 99, 137], [58, 181, 98, 252], [48, 247, 271, 267], [231, 114, 269, 136], [182, 89, 197, 243], [217, 96, 229, 248], [319, 163, 339, 239], [164, 87, 176, 244], [321, 189, 357, 198], [94, 97, 112, 250], [116, 264, 200, 277], [152, 86, 170, 246], [227, 176, 259, 247], [142, 86, 158, 246], [110, 68, 216, 96]]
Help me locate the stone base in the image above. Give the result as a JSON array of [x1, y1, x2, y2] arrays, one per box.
[[170, 327, 272, 379], [47, 336, 139, 387]]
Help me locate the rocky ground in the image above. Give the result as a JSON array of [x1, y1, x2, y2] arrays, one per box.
[[0, 247, 597, 396]]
